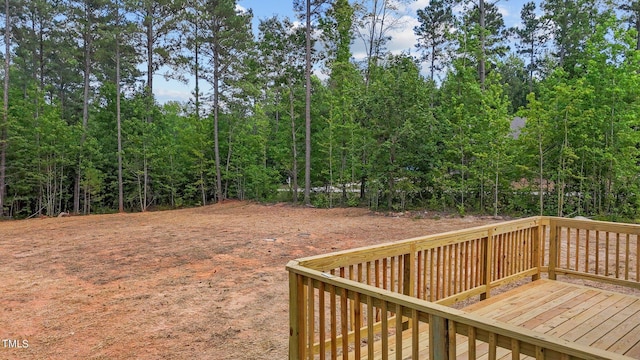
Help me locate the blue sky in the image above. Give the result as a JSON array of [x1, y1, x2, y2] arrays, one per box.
[[238, 0, 297, 20], [154, 0, 530, 103]]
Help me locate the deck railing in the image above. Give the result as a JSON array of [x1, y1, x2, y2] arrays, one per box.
[[547, 217, 640, 289], [287, 216, 640, 359]]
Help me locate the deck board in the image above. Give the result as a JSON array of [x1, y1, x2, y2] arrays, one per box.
[[495, 287, 587, 324], [518, 289, 600, 329], [545, 293, 629, 339], [527, 289, 604, 333], [624, 334, 640, 358], [579, 299, 640, 347], [608, 322, 640, 355], [349, 279, 640, 359]]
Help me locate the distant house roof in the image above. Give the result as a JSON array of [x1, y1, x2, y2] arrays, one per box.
[[511, 117, 526, 139]]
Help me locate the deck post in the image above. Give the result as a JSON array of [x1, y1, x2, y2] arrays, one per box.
[[549, 220, 558, 280], [289, 271, 303, 360], [481, 228, 494, 300], [429, 314, 450, 360], [402, 245, 416, 297], [402, 245, 416, 330], [532, 221, 541, 281]]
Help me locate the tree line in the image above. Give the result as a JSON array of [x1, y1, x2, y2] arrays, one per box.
[[0, 0, 639, 220]]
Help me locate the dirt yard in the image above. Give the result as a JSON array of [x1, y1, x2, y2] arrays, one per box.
[[0, 201, 497, 359]]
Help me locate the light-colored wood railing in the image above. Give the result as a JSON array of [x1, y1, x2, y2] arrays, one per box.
[[299, 218, 543, 304], [288, 216, 639, 359], [546, 217, 640, 289]]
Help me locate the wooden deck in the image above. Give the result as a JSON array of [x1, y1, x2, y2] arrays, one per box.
[[465, 280, 640, 358], [355, 279, 640, 359], [290, 217, 640, 359]]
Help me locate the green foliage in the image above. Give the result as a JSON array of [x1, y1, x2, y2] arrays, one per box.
[[2, 0, 640, 219], [311, 193, 330, 208], [514, 1, 548, 88], [5, 84, 79, 217], [365, 55, 436, 210], [415, 0, 455, 81]]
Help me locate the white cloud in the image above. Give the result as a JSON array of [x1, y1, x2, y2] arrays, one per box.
[[351, 31, 369, 61], [497, 4, 510, 19], [386, 15, 420, 55], [154, 77, 193, 104], [496, 5, 513, 22], [406, 0, 431, 13], [351, 10, 421, 62]]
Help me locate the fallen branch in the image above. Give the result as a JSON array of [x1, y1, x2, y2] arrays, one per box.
[[26, 206, 46, 219]]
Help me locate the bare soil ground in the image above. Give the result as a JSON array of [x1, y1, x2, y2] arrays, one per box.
[[0, 201, 498, 359]]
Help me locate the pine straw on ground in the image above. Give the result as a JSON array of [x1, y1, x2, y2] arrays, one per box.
[[0, 201, 497, 359]]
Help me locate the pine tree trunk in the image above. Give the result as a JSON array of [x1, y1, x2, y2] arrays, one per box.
[[213, 51, 223, 203], [200, 166, 206, 206], [76, 1, 92, 214], [494, 161, 499, 217], [146, 2, 154, 115], [480, 169, 484, 212], [529, 37, 535, 93], [33, 18, 43, 216], [289, 84, 298, 203], [224, 122, 233, 200], [328, 120, 333, 208], [364, 0, 379, 87], [116, 1, 124, 213], [360, 147, 367, 200], [430, 44, 436, 82], [388, 139, 396, 209], [143, 155, 148, 210], [74, 168, 81, 213], [304, 0, 312, 205], [38, 18, 44, 91], [194, 21, 200, 121], [137, 172, 143, 210], [375, 0, 387, 61], [479, 0, 486, 90], [538, 132, 544, 215], [341, 141, 347, 206], [0, 0, 9, 217], [143, 1, 154, 211], [59, 164, 64, 213], [636, 13, 640, 51]]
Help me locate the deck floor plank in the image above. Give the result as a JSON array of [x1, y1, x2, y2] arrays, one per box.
[[481, 286, 575, 322], [552, 295, 637, 342], [518, 289, 600, 330], [591, 304, 640, 353], [624, 336, 640, 358], [495, 287, 589, 325], [529, 291, 612, 334], [545, 293, 630, 339], [577, 299, 640, 348], [464, 281, 564, 316], [348, 279, 640, 359], [608, 322, 640, 355]]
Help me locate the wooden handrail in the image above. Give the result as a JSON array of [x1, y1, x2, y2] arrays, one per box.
[[288, 216, 640, 359], [296, 217, 542, 270], [288, 261, 633, 360], [546, 216, 640, 288]]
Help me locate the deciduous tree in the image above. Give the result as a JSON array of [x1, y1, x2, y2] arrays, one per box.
[[257, 16, 306, 202]]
